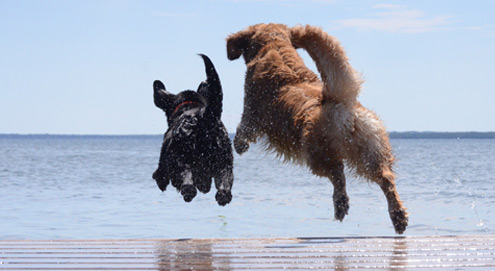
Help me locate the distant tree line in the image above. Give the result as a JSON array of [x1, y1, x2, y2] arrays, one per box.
[[388, 131, 495, 139], [1, 132, 495, 140]]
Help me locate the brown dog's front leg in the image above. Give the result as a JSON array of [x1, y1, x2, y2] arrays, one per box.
[[234, 130, 250, 155], [234, 118, 259, 155]]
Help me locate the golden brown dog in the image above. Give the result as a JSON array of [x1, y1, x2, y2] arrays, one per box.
[[227, 23, 408, 234]]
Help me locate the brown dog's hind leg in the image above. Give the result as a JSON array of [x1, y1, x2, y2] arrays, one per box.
[[376, 169, 409, 234], [307, 144, 350, 221], [328, 163, 350, 221], [359, 154, 408, 234], [355, 151, 408, 233], [350, 109, 408, 233]]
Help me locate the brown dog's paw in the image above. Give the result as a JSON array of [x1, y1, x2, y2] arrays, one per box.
[[215, 190, 232, 206], [390, 208, 409, 234], [234, 137, 249, 154], [333, 194, 349, 221]]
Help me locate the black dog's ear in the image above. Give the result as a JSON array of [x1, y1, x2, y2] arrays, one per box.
[[226, 27, 255, 60], [153, 80, 175, 111]]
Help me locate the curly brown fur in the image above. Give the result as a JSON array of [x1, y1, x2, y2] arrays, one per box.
[[227, 23, 408, 234]]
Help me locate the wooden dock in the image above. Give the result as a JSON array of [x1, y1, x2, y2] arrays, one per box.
[[1, 235, 494, 270]]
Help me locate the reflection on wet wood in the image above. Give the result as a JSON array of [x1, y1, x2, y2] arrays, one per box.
[[1, 235, 494, 270]]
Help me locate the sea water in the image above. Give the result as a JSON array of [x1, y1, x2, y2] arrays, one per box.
[[0, 135, 493, 239]]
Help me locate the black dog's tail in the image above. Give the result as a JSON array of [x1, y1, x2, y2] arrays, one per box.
[[197, 54, 223, 118], [199, 54, 221, 91]]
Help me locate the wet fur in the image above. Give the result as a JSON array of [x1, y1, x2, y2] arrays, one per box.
[[227, 24, 408, 233], [153, 54, 233, 206]]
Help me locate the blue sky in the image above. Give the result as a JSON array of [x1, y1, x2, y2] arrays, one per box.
[[1, 0, 494, 134]]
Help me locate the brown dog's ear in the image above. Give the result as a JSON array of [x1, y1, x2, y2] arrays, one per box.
[[153, 80, 175, 111], [226, 28, 255, 60]]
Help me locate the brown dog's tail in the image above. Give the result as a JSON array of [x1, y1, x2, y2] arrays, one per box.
[[290, 25, 363, 107]]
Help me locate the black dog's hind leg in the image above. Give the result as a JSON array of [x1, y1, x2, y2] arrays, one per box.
[[180, 166, 198, 202], [152, 168, 169, 192], [153, 155, 170, 192], [153, 135, 172, 191], [214, 166, 234, 206], [193, 171, 212, 194]]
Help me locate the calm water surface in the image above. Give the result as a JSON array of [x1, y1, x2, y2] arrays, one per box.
[[0, 135, 493, 239]]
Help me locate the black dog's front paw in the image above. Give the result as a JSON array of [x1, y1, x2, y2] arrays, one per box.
[[181, 184, 197, 202], [234, 137, 249, 154], [153, 170, 169, 191], [215, 190, 232, 206]]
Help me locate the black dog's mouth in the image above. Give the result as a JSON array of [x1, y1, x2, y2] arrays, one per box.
[[173, 101, 200, 115]]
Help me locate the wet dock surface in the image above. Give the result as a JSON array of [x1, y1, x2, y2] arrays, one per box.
[[1, 235, 494, 270]]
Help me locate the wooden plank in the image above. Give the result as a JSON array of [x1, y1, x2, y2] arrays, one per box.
[[1, 235, 494, 270]]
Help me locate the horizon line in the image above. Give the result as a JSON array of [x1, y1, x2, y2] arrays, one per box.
[[1, 131, 495, 139]]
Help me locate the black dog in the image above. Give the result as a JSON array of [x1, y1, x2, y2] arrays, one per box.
[[152, 54, 233, 206]]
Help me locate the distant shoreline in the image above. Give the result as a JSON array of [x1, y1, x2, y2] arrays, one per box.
[[388, 131, 495, 139], [1, 132, 495, 139]]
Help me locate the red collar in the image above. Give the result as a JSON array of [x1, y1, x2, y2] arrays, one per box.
[[173, 101, 199, 115]]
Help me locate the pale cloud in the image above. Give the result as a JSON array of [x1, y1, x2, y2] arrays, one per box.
[[153, 12, 196, 17], [371, 4, 405, 9], [230, 0, 335, 3], [311, 0, 336, 3], [335, 5, 452, 33], [462, 25, 495, 37]]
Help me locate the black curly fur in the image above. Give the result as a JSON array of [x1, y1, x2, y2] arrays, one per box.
[[152, 54, 234, 206]]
